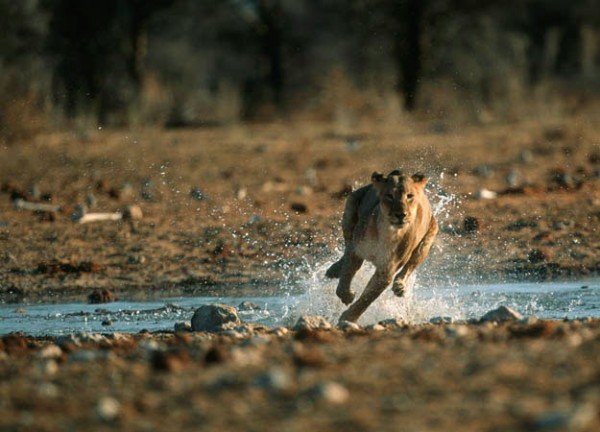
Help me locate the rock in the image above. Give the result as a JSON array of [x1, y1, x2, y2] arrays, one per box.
[[88, 288, 115, 304], [253, 368, 292, 393], [69, 350, 113, 362], [474, 188, 497, 200], [463, 216, 481, 233], [238, 301, 261, 311], [96, 397, 121, 421], [473, 165, 493, 178], [122, 204, 143, 221], [430, 316, 454, 325], [290, 202, 308, 213], [378, 318, 406, 328], [531, 404, 596, 431], [174, 322, 192, 332], [38, 345, 63, 359], [480, 306, 523, 323], [270, 327, 289, 337], [85, 193, 97, 209], [293, 315, 332, 331], [190, 187, 205, 201], [528, 248, 550, 264], [505, 169, 521, 187], [519, 149, 533, 163], [338, 320, 362, 331], [28, 183, 41, 200], [368, 324, 385, 332], [127, 254, 146, 265], [308, 382, 349, 404], [101, 319, 113, 326], [191, 304, 241, 332]]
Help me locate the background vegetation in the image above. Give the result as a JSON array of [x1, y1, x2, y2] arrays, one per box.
[[1, 0, 598, 141]]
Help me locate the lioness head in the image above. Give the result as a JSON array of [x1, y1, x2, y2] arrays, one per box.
[[371, 169, 428, 227]]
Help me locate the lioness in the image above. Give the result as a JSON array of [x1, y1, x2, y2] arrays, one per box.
[[326, 169, 438, 323]]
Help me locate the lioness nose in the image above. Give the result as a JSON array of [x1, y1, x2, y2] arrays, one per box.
[[395, 212, 407, 219]]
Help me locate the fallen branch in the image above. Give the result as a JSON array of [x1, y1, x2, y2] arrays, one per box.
[[71, 204, 143, 224], [13, 198, 60, 213]]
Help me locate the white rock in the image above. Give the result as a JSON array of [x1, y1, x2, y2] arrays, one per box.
[[309, 382, 349, 404], [480, 306, 523, 323], [338, 320, 362, 331], [293, 316, 332, 331], [38, 345, 63, 359], [474, 188, 498, 200], [96, 397, 120, 421]]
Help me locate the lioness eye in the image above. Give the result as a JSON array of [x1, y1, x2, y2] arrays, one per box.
[[407, 193, 414, 200]]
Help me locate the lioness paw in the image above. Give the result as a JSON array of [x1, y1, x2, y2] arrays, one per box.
[[336, 287, 355, 305], [392, 279, 406, 297]]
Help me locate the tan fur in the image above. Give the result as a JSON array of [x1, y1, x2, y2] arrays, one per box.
[[325, 169, 438, 323]]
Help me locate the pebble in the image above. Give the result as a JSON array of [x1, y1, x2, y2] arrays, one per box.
[[480, 306, 523, 323], [378, 318, 406, 328], [463, 216, 481, 233], [505, 169, 521, 187], [85, 193, 97, 209], [253, 368, 292, 393], [474, 188, 497, 200], [531, 404, 596, 430], [473, 165, 493, 178], [290, 202, 308, 213], [38, 345, 63, 359], [308, 381, 349, 404], [368, 324, 385, 332], [430, 316, 454, 325], [238, 301, 261, 311], [69, 350, 114, 363], [191, 304, 241, 332], [122, 204, 143, 221], [338, 320, 362, 331], [270, 327, 289, 337], [174, 322, 192, 332], [293, 316, 332, 331], [190, 187, 205, 201], [519, 149, 533, 163], [96, 397, 121, 421]]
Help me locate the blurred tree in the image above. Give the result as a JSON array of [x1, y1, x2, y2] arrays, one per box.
[[46, 0, 173, 124]]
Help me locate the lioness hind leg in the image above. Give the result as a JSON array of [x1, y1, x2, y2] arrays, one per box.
[[336, 252, 363, 305], [392, 217, 438, 297], [339, 270, 390, 323]]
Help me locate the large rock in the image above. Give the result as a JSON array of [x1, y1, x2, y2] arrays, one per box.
[[480, 306, 523, 323], [191, 304, 240, 332], [293, 315, 332, 331]]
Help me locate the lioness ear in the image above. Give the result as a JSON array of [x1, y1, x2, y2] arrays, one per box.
[[372, 171, 386, 193], [371, 171, 385, 184], [411, 172, 428, 187]]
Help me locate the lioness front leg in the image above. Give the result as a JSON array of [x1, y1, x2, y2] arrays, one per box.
[[392, 217, 439, 297], [339, 270, 391, 323], [335, 252, 363, 305]]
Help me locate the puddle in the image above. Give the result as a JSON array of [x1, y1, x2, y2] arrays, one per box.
[[0, 277, 598, 336]]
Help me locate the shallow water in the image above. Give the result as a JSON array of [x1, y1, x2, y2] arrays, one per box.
[[0, 275, 598, 336]]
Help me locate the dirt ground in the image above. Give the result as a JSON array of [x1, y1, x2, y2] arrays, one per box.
[[0, 116, 599, 303], [0, 319, 599, 431], [1, 117, 599, 431]]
